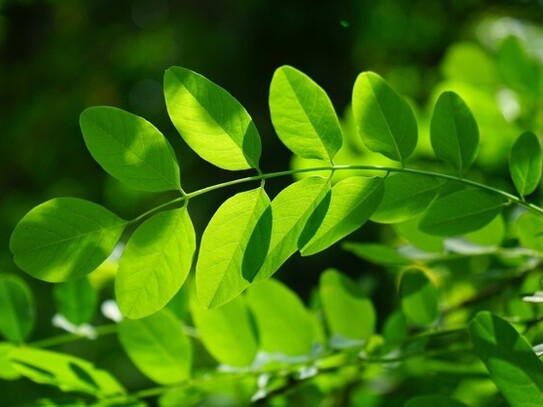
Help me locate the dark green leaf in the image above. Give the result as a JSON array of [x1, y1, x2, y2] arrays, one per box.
[[80, 106, 181, 192], [269, 65, 342, 161], [419, 189, 505, 236], [509, 131, 542, 197], [0, 274, 34, 342], [10, 198, 126, 282], [352, 72, 418, 164], [116, 208, 196, 318], [399, 268, 438, 326], [469, 311, 543, 406], [164, 66, 261, 171], [53, 277, 97, 325]]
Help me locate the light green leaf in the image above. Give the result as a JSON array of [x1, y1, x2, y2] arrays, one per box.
[[469, 311, 543, 407], [190, 291, 257, 367], [498, 36, 540, 94], [509, 131, 542, 197], [269, 65, 342, 161], [245, 279, 313, 356], [80, 106, 181, 192], [118, 308, 191, 385], [53, 277, 97, 325], [370, 173, 444, 224], [405, 395, 469, 407], [394, 217, 444, 252], [430, 91, 479, 175], [352, 72, 418, 164], [9, 347, 125, 397], [0, 275, 34, 342], [515, 212, 543, 252], [164, 66, 261, 171], [301, 176, 384, 256], [342, 242, 411, 266], [10, 198, 126, 282], [116, 208, 196, 318], [196, 187, 270, 309], [399, 268, 438, 326], [319, 269, 375, 342], [419, 189, 505, 236], [465, 214, 505, 247], [251, 176, 330, 282], [0, 342, 20, 380]]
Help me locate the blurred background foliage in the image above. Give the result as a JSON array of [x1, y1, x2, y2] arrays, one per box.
[[2, 0, 543, 404]]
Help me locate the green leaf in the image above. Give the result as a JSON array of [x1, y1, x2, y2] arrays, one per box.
[[116, 208, 196, 318], [0, 342, 20, 380], [53, 277, 97, 325], [352, 72, 418, 164], [0, 274, 34, 342], [164, 66, 261, 171], [9, 347, 125, 397], [394, 217, 444, 252], [430, 91, 479, 175], [301, 176, 384, 256], [252, 176, 330, 282], [118, 308, 191, 385], [196, 187, 270, 309], [10, 198, 126, 282], [245, 279, 313, 356], [509, 131, 542, 197], [515, 212, 543, 252], [465, 214, 505, 247], [269, 65, 342, 161], [370, 173, 444, 224], [469, 311, 543, 407], [498, 36, 540, 94], [319, 269, 375, 342], [405, 395, 469, 407], [190, 292, 257, 367], [342, 242, 411, 266], [419, 189, 505, 236], [399, 268, 438, 326], [80, 106, 181, 192]]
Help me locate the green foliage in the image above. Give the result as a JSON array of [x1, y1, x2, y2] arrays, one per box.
[[5, 62, 543, 406]]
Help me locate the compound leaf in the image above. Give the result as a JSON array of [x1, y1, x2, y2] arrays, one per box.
[[164, 66, 261, 171], [80, 106, 181, 192], [53, 277, 97, 325], [430, 91, 479, 175], [352, 72, 418, 164], [190, 292, 257, 367], [10, 198, 126, 282], [301, 176, 384, 256], [196, 187, 270, 309], [246, 279, 313, 356], [9, 347, 125, 397], [509, 131, 542, 197], [370, 173, 445, 224], [419, 189, 505, 236], [469, 311, 543, 407], [0, 275, 34, 343], [399, 268, 438, 326], [319, 269, 375, 342], [269, 65, 342, 161], [118, 308, 191, 385], [116, 208, 196, 319]]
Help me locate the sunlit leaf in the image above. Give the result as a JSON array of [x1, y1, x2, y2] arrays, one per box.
[[301, 176, 384, 256], [80, 106, 181, 192], [0, 274, 34, 342], [246, 279, 313, 356], [352, 72, 418, 164], [269, 65, 342, 161], [469, 311, 543, 406], [342, 242, 411, 266], [370, 173, 444, 224], [116, 208, 196, 318], [399, 268, 438, 326], [394, 217, 444, 252], [465, 214, 505, 247], [0, 342, 20, 380], [516, 212, 543, 252], [252, 176, 330, 282], [164, 66, 261, 171], [10, 198, 126, 282], [509, 131, 542, 197], [419, 189, 505, 236], [53, 277, 97, 325], [405, 395, 469, 407], [9, 347, 125, 397], [319, 269, 375, 342], [190, 292, 257, 367], [196, 187, 270, 309], [118, 309, 191, 385]]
